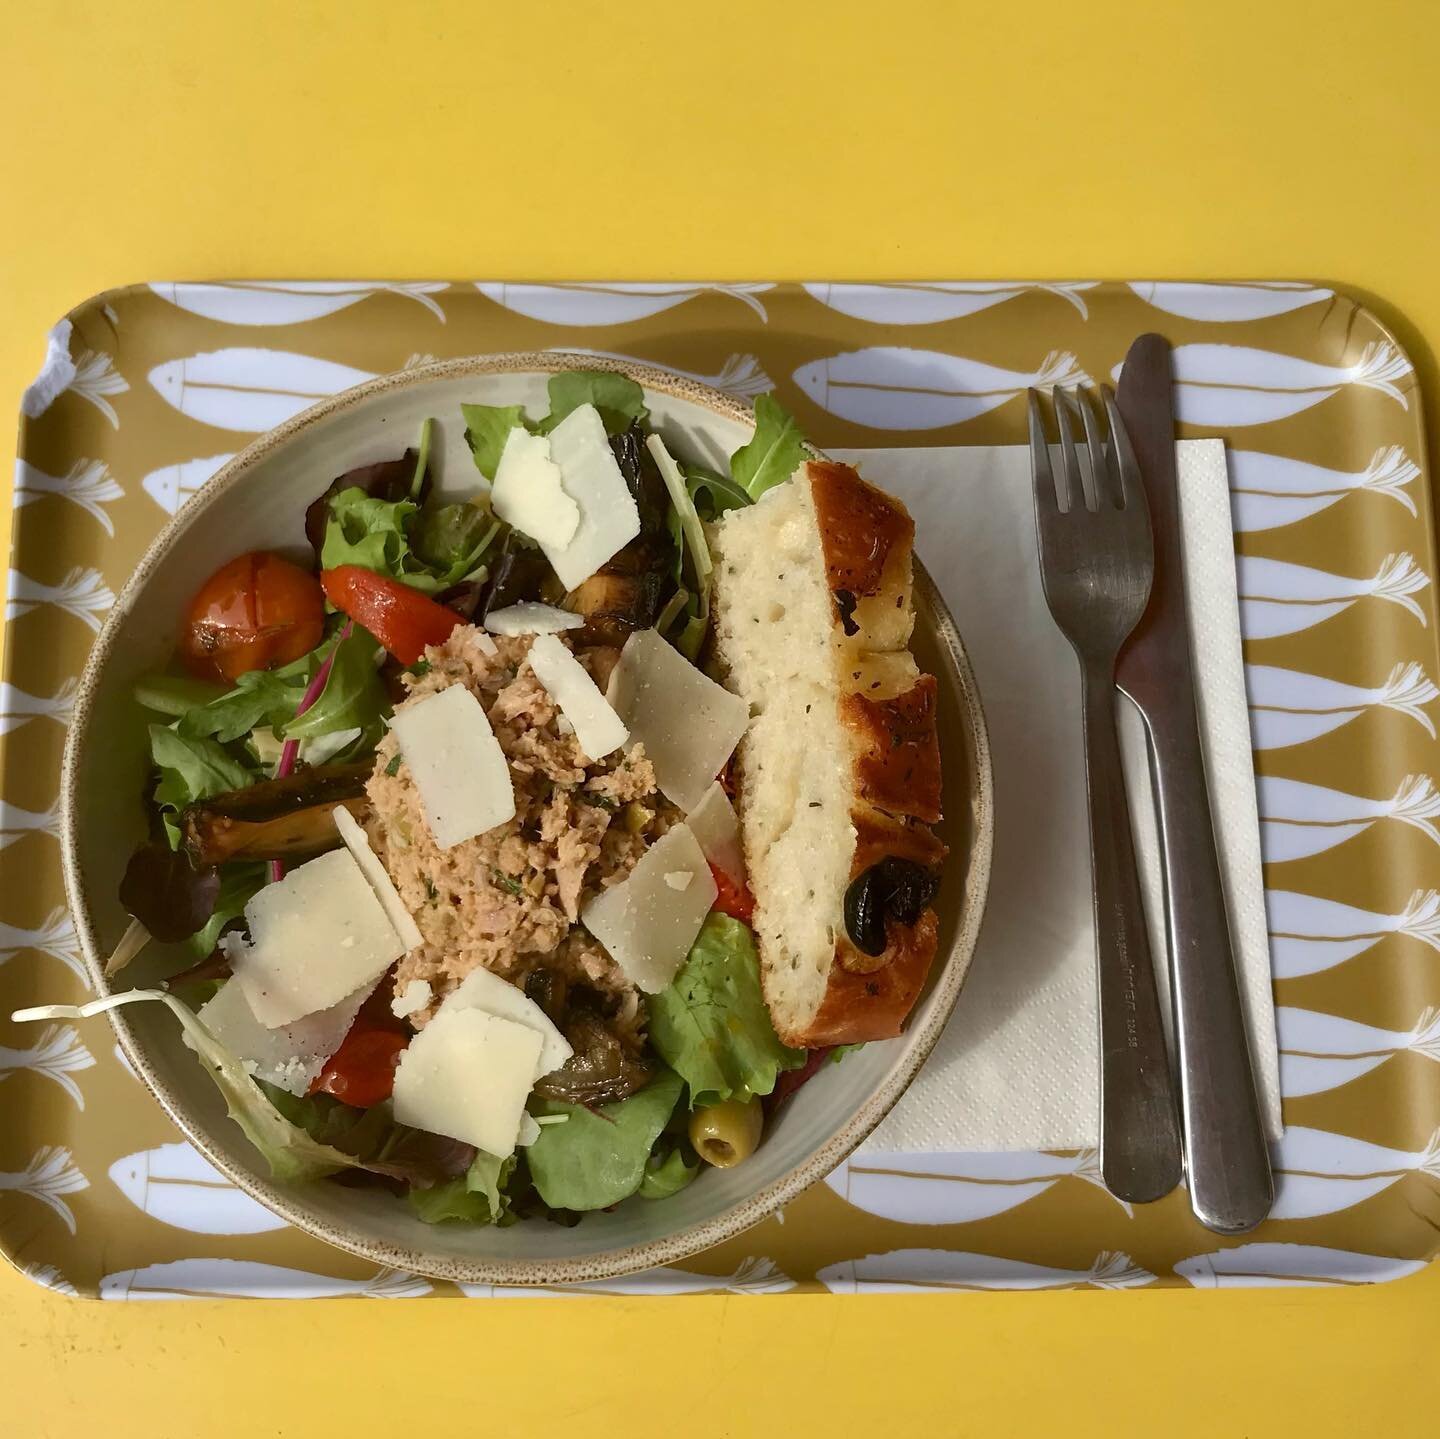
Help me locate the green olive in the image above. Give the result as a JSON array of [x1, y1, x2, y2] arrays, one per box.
[[688, 1097, 764, 1168]]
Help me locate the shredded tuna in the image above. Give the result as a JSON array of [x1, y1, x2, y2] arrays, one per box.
[[365, 625, 679, 1026]]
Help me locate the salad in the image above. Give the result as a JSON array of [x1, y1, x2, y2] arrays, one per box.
[[31, 371, 847, 1227]]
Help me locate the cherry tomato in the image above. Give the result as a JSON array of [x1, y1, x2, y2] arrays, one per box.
[[181, 551, 325, 684], [310, 1025, 409, 1108], [709, 863, 755, 924], [320, 565, 461, 666]]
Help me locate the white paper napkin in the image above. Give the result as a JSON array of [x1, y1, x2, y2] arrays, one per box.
[[835, 442, 1282, 1154]]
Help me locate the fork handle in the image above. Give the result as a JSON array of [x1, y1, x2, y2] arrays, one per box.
[[1079, 658, 1183, 1203]]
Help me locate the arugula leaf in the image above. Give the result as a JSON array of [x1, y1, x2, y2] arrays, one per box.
[[638, 1139, 700, 1200], [408, 1150, 516, 1225], [282, 626, 388, 741], [410, 501, 498, 583], [134, 674, 228, 718], [526, 1068, 684, 1211], [545, 371, 648, 434], [186, 861, 266, 957], [729, 393, 807, 500], [178, 669, 307, 745], [685, 464, 752, 521], [648, 915, 805, 1107], [461, 403, 531, 480], [150, 726, 257, 843], [320, 487, 421, 579]]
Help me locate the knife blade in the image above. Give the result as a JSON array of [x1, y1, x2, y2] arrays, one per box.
[[1114, 333, 1273, 1235]]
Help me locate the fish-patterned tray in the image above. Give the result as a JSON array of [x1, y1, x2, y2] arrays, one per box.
[[4, 280, 1439, 1298]]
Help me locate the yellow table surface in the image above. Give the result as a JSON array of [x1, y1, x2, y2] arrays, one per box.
[[3, 2, 1439, 1434]]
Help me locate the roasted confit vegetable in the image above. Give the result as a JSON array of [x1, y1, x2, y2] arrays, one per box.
[[179, 762, 372, 867]]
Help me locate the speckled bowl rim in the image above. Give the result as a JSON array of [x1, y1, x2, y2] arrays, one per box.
[[59, 352, 994, 1286]]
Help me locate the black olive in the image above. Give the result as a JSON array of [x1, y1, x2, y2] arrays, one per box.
[[843, 858, 941, 956], [845, 868, 888, 956], [833, 588, 861, 637]]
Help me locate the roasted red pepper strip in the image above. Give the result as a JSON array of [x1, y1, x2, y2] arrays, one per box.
[[708, 862, 755, 924], [310, 1024, 409, 1108], [320, 565, 461, 666]]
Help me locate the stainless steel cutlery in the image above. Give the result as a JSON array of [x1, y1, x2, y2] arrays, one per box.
[[1028, 385, 1184, 1205]]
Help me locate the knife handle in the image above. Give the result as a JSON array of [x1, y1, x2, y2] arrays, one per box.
[[1143, 708, 1274, 1233], [1080, 663, 1184, 1203]]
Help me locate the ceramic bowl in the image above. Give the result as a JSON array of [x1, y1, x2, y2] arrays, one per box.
[[61, 353, 993, 1284]]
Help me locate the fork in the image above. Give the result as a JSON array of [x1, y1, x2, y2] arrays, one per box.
[[1028, 385, 1183, 1204]]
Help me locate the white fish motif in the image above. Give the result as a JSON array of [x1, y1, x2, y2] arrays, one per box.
[[99, 1259, 431, 1300], [148, 349, 377, 433], [0, 795, 62, 850], [108, 1142, 289, 1235], [140, 453, 234, 516], [0, 1147, 87, 1234], [14, 458, 124, 535], [793, 348, 1089, 430], [0, 908, 87, 985], [1277, 1005, 1440, 1097], [457, 1257, 795, 1298], [824, 1148, 1127, 1224], [817, 1249, 1154, 1294], [1268, 888, 1440, 978], [475, 281, 772, 324], [0, 677, 78, 736], [1177, 1242, 1427, 1288], [20, 1262, 78, 1297], [1237, 553, 1429, 639], [0, 1024, 94, 1107], [7, 565, 116, 632], [1271, 1125, 1440, 1219], [20, 320, 129, 427], [544, 347, 773, 398], [1128, 281, 1333, 322], [802, 281, 1099, 323], [1247, 661, 1438, 749], [1257, 774, 1440, 862], [1111, 341, 1413, 426], [1230, 446, 1420, 532], [149, 281, 449, 325]]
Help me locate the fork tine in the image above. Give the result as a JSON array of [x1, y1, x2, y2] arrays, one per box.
[[1054, 387, 1085, 511], [1028, 389, 1058, 512], [1078, 388, 1119, 508], [1102, 386, 1145, 511]]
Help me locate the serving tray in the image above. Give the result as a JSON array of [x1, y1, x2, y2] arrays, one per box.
[[3, 280, 1438, 1297]]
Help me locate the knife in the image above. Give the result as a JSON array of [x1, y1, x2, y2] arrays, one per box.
[[1114, 333, 1274, 1235]]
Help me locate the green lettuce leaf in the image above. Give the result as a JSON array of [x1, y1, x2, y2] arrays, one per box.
[[410, 501, 498, 584], [647, 915, 805, 1107], [525, 1068, 684, 1211], [729, 393, 807, 500], [638, 1139, 700, 1200], [461, 403, 531, 480], [282, 626, 389, 741], [320, 487, 422, 580], [408, 1150, 515, 1225], [545, 370, 648, 435]]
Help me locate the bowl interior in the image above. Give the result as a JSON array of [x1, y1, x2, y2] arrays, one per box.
[[64, 356, 993, 1283]]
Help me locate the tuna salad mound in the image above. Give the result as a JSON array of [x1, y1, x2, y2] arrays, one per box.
[[370, 624, 675, 1051], [26, 368, 945, 1231]]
